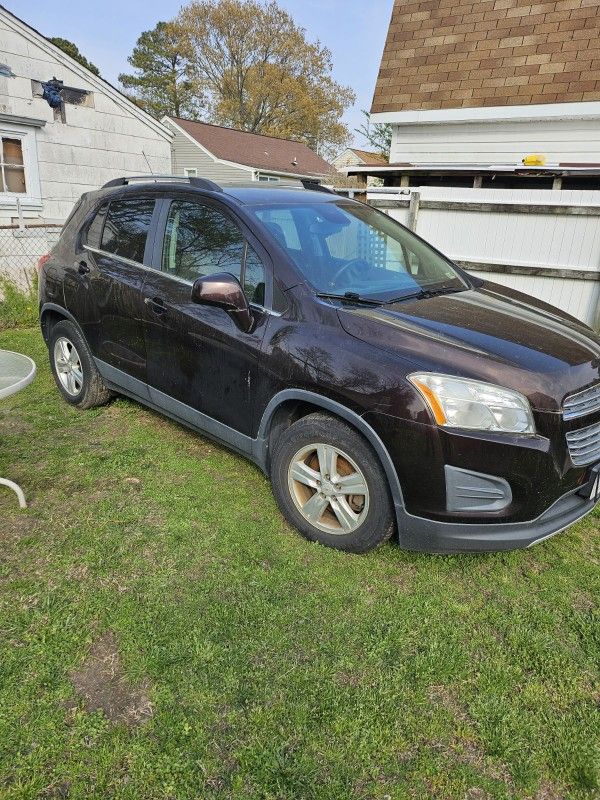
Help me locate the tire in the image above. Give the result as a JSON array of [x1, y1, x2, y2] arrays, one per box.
[[49, 319, 112, 410], [270, 413, 395, 554]]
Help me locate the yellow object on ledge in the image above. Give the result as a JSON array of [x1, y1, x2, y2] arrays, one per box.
[[522, 154, 547, 166]]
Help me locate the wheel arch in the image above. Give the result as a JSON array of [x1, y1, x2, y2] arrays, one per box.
[[40, 303, 84, 344], [255, 389, 406, 516]]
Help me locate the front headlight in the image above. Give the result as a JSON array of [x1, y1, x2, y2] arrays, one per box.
[[408, 373, 535, 434]]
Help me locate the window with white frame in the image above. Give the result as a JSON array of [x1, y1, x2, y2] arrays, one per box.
[[257, 174, 281, 182], [0, 122, 42, 207], [1, 136, 26, 193]]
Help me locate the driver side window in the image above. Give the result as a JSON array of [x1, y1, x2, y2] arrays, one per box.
[[162, 200, 266, 304], [162, 200, 244, 283]]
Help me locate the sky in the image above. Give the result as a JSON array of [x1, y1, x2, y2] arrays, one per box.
[[6, 0, 394, 149]]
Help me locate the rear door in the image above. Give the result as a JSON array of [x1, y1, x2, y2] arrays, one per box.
[[141, 196, 270, 437], [67, 196, 159, 387]]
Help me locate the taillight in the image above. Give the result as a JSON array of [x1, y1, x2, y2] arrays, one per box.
[[37, 253, 50, 273]]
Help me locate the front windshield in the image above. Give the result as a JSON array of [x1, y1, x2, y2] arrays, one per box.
[[252, 200, 469, 302]]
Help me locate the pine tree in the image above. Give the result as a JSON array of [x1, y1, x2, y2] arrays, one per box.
[[119, 22, 201, 119], [49, 38, 100, 76]]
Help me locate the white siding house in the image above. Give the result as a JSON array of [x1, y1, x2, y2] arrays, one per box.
[[331, 148, 387, 187], [384, 110, 600, 168], [363, 0, 600, 187], [340, 0, 600, 328], [165, 120, 257, 184], [332, 148, 388, 171], [0, 6, 172, 284]]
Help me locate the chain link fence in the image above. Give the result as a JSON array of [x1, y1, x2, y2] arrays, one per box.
[[0, 222, 62, 291]]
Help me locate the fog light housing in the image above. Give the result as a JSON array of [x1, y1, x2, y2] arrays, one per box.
[[445, 466, 512, 513]]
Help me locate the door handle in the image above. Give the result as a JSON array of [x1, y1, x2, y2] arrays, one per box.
[[144, 296, 167, 315], [77, 260, 90, 275]]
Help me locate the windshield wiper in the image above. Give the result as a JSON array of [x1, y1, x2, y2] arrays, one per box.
[[388, 286, 467, 303], [316, 291, 383, 306]]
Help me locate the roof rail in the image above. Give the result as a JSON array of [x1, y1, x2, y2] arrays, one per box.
[[101, 175, 223, 192], [300, 178, 336, 195]]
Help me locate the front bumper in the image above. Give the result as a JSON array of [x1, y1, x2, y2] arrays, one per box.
[[397, 483, 599, 553]]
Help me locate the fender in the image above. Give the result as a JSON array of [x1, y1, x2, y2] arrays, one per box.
[[254, 389, 406, 527], [39, 302, 85, 342]]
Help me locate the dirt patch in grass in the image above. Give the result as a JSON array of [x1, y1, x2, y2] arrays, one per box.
[[463, 789, 493, 800], [528, 784, 566, 800], [38, 779, 72, 798], [572, 591, 596, 613], [334, 670, 364, 688], [69, 632, 153, 726], [0, 511, 39, 540], [388, 564, 416, 591]]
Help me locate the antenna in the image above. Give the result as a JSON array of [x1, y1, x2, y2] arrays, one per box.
[[142, 150, 154, 175]]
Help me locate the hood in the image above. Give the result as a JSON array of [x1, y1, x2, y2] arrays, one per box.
[[337, 282, 600, 412]]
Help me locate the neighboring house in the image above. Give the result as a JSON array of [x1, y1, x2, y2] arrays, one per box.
[[332, 148, 388, 171], [0, 5, 172, 284], [332, 148, 387, 187], [346, 0, 600, 189], [0, 6, 172, 223], [163, 116, 332, 184]]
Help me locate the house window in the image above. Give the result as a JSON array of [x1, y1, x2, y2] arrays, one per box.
[[0, 122, 42, 209], [257, 174, 280, 182], [562, 176, 600, 191], [1, 137, 26, 193], [184, 168, 197, 177]]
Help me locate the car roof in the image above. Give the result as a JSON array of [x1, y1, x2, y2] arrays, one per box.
[[219, 183, 340, 205], [94, 176, 343, 206]]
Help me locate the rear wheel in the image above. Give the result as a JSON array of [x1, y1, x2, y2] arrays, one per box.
[[271, 413, 395, 553], [49, 320, 112, 409]]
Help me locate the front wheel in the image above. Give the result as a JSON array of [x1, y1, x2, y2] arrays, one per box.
[[270, 413, 395, 553]]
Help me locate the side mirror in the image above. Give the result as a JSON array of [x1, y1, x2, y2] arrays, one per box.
[[191, 272, 254, 333]]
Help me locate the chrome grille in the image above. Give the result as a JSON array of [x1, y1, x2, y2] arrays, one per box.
[[563, 383, 600, 420], [566, 420, 600, 466]]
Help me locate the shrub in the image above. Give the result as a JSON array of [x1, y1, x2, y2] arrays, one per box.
[[0, 274, 38, 331]]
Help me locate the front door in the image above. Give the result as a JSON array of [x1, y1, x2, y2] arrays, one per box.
[[142, 197, 269, 438]]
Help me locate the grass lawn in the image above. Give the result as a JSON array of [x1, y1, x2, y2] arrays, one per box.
[[0, 327, 598, 800]]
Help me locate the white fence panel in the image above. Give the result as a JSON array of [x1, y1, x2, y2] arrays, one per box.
[[367, 187, 600, 329]]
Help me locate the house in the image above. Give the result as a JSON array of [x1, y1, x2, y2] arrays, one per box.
[[162, 116, 332, 184], [345, 0, 600, 190], [331, 148, 387, 187], [0, 5, 172, 284], [0, 6, 172, 223], [332, 148, 388, 171]]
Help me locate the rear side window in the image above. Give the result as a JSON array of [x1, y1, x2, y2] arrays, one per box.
[[100, 199, 155, 263], [85, 203, 108, 248]]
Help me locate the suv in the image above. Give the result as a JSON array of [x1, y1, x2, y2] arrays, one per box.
[[39, 176, 600, 554]]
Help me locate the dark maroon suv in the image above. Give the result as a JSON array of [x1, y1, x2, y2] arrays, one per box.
[[38, 176, 600, 553]]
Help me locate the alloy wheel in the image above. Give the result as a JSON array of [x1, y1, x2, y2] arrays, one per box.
[[54, 336, 84, 397], [287, 443, 370, 534]]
